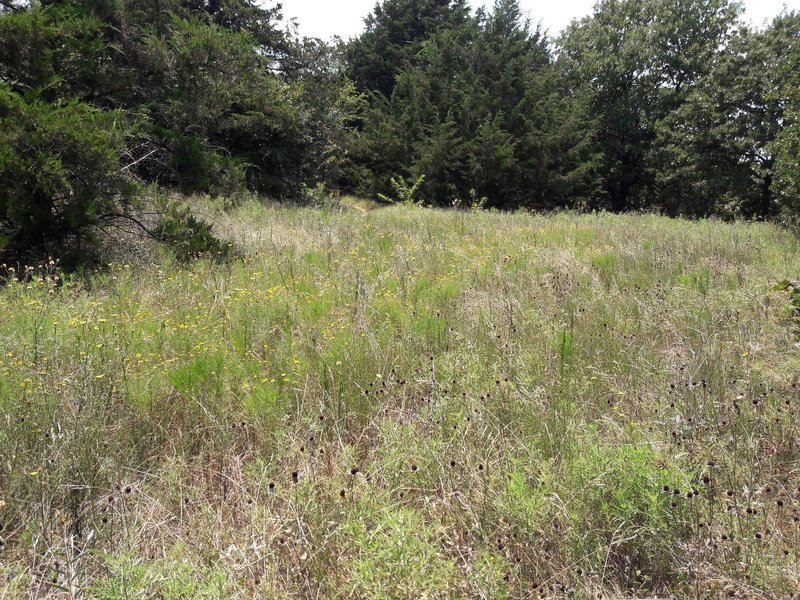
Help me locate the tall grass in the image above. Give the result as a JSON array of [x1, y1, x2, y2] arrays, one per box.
[[1, 203, 800, 598]]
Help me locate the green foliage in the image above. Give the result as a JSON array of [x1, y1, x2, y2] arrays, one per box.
[[2, 0, 799, 262], [0, 84, 136, 258], [773, 278, 800, 335], [346, 0, 471, 97], [651, 16, 799, 219], [0, 2, 116, 101], [558, 0, 742, 212], [377, 175, 427, 205], [564, 437, 687, 584], [350, 0, 601, 207], [92, 551, 232, 599], [0, 0, 361, 263], [771, 13, 800, 225], [152, 201, 229, 259], [346, 507, 456, 598]]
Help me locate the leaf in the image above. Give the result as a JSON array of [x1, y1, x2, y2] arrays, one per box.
[[773, 279, 791, 292]]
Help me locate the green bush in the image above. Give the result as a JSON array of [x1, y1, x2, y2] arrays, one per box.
[[152, 201, 229, 260], [0, 85, 136, 260]]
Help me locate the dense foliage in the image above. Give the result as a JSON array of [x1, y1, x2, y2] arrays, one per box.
[[348, 0, 601, 209], [0, 0, 358, 259], [0, 0, 799, 260]]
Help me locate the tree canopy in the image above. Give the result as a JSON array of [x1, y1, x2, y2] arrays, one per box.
[[1, 0, 799, 263]]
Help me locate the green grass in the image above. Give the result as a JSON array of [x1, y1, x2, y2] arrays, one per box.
[[2, 203, 800, 598]]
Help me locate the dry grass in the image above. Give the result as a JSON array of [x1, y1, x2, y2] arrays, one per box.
[[1, 201, 800, 598]]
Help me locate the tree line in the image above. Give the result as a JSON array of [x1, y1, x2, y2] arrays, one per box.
[[1, 0, 798, 262]]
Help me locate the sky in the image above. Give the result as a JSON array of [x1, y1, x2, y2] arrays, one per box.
[[278, 0, 799, 41]]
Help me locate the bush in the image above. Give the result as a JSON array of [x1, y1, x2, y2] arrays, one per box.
[[152, 200, 230, 260], [0, 85, 137, 261]]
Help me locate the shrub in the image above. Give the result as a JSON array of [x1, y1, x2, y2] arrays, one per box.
[[0, 85, 137, 262], [152, 201, 230, 260]]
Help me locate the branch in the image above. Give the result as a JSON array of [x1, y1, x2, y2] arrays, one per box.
[[120, 148, 160, 173], [99, 213, 159, 239], [0, 0, 21, 12]]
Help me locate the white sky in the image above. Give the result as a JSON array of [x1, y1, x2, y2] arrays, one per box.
[[277, 0, 799, 41]]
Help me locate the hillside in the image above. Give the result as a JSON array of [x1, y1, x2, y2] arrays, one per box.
[[2, 204, 800, 597]]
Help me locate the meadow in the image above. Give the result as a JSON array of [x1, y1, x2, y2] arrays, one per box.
[[1, 201, 800, 598]]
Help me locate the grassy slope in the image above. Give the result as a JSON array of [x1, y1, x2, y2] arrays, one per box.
[[1, 203, 800, 598]]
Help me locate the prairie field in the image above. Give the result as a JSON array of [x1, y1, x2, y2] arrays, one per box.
[[2, 203, 800, 598]]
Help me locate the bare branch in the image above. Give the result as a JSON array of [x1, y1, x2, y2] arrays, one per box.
[[120, 148, 160, 173], [0, 0, 21, 12], [99, 213, 159, 239]]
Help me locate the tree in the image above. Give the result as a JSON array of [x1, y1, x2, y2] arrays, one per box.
[[346, 0, 470, 97], [770, 13, 800, 225], [558, 0, 742, 211], [0, 0, 361, 263], [348, 0, 600, 208], [0, 84, 137, 259], [651, 14, 800, 218]]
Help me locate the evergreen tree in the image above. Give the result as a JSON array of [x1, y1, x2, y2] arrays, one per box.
[[349, 0, 601, 207], [346, 0, 470, 97]]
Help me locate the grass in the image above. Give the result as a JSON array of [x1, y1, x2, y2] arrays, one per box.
[[2, 201, 800, 598]]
